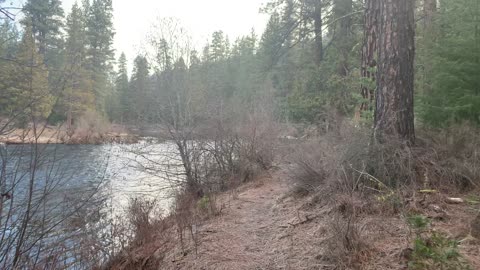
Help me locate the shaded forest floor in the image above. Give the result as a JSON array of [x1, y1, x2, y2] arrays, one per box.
[[109, 167, 480, 270]]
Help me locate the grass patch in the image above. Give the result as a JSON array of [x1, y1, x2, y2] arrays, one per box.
[[407, 215, 471, 270]]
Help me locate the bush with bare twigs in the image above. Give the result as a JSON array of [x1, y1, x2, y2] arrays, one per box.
[[288, 121, 480, 198], [128, 198, 165, 245], [102, 198, 173, 270], [286, 139, 332, 195], [325, 210, 371, 269], [69, 111, 111, 143], [185, 113, 279, 197], [286, 119, 480, 268]]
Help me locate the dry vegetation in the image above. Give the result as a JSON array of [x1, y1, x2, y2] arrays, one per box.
[[102, 119, 480, 270], [0, 116, 138, 144], [283, 121, 480, 269]]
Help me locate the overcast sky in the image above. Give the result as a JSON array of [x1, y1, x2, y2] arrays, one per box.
[[11, 0, 269, 69]]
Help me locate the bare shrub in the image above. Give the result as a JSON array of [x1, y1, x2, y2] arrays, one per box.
[[415, 124, 480, 191], [286, 121, 480, 268], [189, 112, 279, 196], [325, 198, 372, 269], [103, 199, 173, 270], [297, 121, 480, 196], [72, 110, 110, 143], [171, 191, 198, 256], [351, 125, 480, 192], [287, 140, 331, 195], [197, 193, 221, 219], [285, 121, 382, 195], [236, 114, 278, 171], [285, 120, 362, 196], [128, 198, 164, 245]]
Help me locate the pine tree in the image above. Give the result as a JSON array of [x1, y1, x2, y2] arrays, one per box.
[[61, 2, 95, 129], [22, 0, 64, 58], [259, 11, 283, 68], [374, 0, 415, 144], [420, 0, 480, 126], [22, 0, 65, 96], [0, 20, 18, 58], [156, 38, 172, 71], [210, 31, 227, 61], [130, 55, 150, 121], [331, 0, 353, 76], [0, 21, 19, 116], [84, 0, 115, 115], [189, 50, 201, 67], [116, 52, 130, 122], [357, 0, 379, 121], [202, 43, 210, 63], [232, 30, 256, 57], [312, 0, 323, 66], [4, 24, 53, 121]]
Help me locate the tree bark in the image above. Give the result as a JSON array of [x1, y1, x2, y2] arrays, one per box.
[[334, 0, 353, 76], [313, 0, 323, 65], [422, 0, 437, 95], [374, 0, 415, 144], [356, 0, 379, 121], [423, 0, 437, 31]]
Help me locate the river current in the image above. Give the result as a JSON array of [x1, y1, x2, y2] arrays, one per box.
[[0, 140, 181, 268]]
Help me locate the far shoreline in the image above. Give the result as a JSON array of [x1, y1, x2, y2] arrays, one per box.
[[0, 123, 140, 145]]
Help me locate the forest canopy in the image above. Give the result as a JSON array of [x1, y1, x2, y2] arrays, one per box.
[[0, 0, 479, 131]]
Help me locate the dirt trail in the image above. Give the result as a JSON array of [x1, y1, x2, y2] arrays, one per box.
[[116, 167, 479, 270], [164, 169, 332, 270]]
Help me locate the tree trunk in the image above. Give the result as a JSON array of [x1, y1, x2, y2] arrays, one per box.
[[313, 0, 323, 66], [422, 0, 437, 95], [356, 0, 379, 121], [374, 0, 415, 144], [423, 0, 437, 30], [334, 0, 353, 76]]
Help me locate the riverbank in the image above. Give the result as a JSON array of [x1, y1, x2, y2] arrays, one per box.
[[105, 167, 480, 270], [0, 124, 139, 144]]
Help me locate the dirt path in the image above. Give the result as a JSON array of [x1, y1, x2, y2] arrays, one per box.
[[115, 168, 480, 270], [164, 170, 332, 270]]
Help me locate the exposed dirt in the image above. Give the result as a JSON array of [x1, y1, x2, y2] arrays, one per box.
[[162, 169, 335, 270], [108, 169, 480, 270]]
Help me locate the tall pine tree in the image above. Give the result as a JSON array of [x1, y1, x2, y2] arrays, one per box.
[[61, 2, 95, 128], [4, 24, 52, 121], [22, 0, 64, 76], [130, 55, 150, 121], [84, 0, 115, 115], [115, 52, 129, 122]]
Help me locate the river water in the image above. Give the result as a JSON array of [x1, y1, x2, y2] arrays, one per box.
[[0, 140, 182, 268]]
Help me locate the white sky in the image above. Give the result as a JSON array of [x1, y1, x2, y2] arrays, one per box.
[[65, 0, 268, 69], [9, 0, 269, 69]]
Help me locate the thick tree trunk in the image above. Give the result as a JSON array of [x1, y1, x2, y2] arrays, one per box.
[[356, 0, 379, 121], [374, 0, 415, 144], [313, 0, 323, 65]]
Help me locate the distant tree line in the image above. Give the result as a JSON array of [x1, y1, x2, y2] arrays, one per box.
[[0, 0, 114, 128]]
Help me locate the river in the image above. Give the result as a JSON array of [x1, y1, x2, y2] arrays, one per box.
[[0, 140, 182, 268]]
